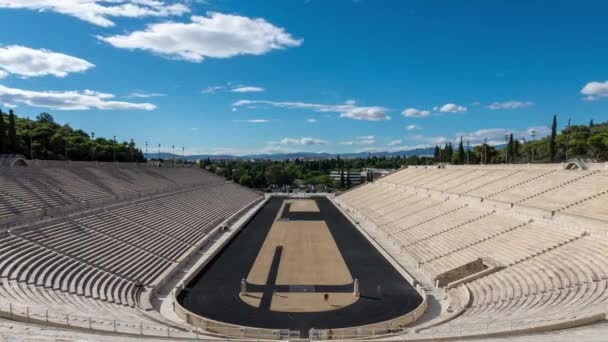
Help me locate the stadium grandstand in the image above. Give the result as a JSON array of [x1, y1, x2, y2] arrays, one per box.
[[0, 158, 607, 341]]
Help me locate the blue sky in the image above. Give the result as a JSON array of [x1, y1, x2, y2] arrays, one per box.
[[0, 0, 607, 156]]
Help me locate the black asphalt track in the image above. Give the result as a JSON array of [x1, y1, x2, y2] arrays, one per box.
[[178, 197, 422, 335]]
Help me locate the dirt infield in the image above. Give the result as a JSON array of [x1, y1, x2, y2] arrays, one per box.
[[247, 220, 352, 286], [288, 199, 320, 212], [270, 293, 357, 312], [179, 197, 422, 334], [240, 292, 357, 313]]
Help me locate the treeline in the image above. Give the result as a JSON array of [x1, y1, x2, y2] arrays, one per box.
[[0, 110, 145, 162], [201, 155, 432, 189], [433, 117, 608, 164]]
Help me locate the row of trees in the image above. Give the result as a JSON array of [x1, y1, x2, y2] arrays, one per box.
[[433, 117, 608, 165], [0, 110, 145, 162], [201, 154, 436, 189]]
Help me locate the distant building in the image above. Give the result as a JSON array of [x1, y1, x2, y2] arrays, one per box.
[[363, 168, 390, 181], [330, 169, 364, 185]]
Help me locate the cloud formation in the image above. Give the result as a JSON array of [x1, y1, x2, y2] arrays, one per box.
[[233, 99, 390, 121], [406, 124, 420, 131], [279, 137, 327, 145], [127, 92, 166, 98], [0, 45, 94, 78], [231, 86, 265, 93], [437, 103, 467, 113], [0, 84, 155, 111], [581, 81, 608, 100], [339, 135, 376, 145], [202, 83, 265, 94], [456, 126, 550, 145], [402, 108, 430, 118], [487, 100, 533, 110], [232, 119, 270, 123], [0, 0, 189, 27], [99, 12, 302, 62]]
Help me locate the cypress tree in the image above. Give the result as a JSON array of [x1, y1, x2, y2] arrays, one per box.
[[550, 115, 557, 162], [458, 137, 465, 164], [508, 133, 515, 163], [7, 109, 17, 154], [0, 110, 5, 154], [590, 119, 594, 128], [433, 145, 441, 162]]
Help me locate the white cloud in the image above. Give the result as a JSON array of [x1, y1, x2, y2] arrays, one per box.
[[99, 12, 302, 62], [232, 119, 270, 123], [455, 126, 550, 146], [402, 108, 430, 118], [279, 137, 327, 145], [387, 139, 402, 147], [201, 85, 224, 94], [0, 1, 189, 27], [203, 83, 264, 94], [0, 84, 155, 111], [231, 86, 265, 93], [405, 134, 449, 146], [487, 100, 533, 110], [306, 118, 317, 123], [233, 99, 390, 121], [406, 124, 420, 131], [127, 92, 166, 98], [581, 81, 608, 101], [0, 70, 7, 79], [0, 45, 94, 78], [340, 135, 375, 146], [438, 103, 467, 113]]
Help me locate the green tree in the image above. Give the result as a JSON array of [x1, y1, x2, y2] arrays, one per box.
[[588, 133, 608, 160], [550, 115, 557, 162], [239, 174, 253, 187], [8, 109, 17, 154], [456, 137, 465, 164], [507, 133, 514, 163]]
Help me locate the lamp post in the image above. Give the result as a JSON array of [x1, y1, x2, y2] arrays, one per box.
[[113, 135, 117, 162], [65, 137, 68, 161], [182, 146, 185, 167], [484, 138, 488, 164], [505, 134, 509, 164], [172, 145, 175, 167], [466, 140, 470, 165], [91, 132, 95, 161], [28, 118, 33, 160], [565, 118, 571, 161], [145, 141, 148, 161], [158, 144, 161, 161], [530, 130, 537, 163]]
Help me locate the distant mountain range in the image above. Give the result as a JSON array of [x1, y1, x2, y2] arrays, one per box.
[[145, 147, 436, 161]]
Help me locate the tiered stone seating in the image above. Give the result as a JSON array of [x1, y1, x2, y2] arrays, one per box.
[[562, 192, 608, 221], [467, 169, 556, 199], [423, 223, 583, 277], [489, 170, 596, 204], [0, 163, 262, 337], [518, 171, 606, 211], [338, 165, 608, 339], [442, 235, 608, 325], [0, 164, 225, 223]]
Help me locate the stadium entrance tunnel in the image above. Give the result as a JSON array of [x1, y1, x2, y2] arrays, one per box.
[[177, 197, 423, 336]]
